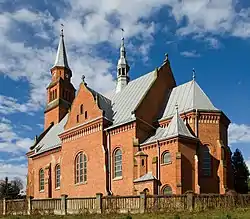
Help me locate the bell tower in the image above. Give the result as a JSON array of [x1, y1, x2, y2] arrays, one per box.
[[44, 26, 76, 130]]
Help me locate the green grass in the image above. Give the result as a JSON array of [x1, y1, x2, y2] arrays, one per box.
[[2, 208, 250, 219]]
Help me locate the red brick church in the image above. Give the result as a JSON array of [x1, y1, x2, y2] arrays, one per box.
[[26, 29, 234, 198]]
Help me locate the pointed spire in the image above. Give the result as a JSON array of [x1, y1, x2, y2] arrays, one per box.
[[53, 24, 70, 69], [116, 28, 130, 93]]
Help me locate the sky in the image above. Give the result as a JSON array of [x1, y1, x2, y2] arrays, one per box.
[[0, 0, 250, 188]]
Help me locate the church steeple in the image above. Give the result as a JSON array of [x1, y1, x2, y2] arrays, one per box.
[[44, 26, 76, 130], [50, 25, 72, 81], [116, 30, 130, 93]]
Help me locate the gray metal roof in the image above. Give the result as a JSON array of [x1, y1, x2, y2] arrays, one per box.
[[134, 172, 156, 183], [33, 114, 68, 154], [53, 34, 69, 69], [142, 109, 195, 145], [107, 70, 156, 126], [159, 80, 218, 120]]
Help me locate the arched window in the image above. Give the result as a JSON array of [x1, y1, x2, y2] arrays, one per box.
[[203, 146, 211, 176], [162, 151, 171, 164], [143, 188, 149, 195], [55, 164, 60, 188], [162, 185, 172, 195], [75, 152, 87, 184], [85, 111, 88, 119], [55, 89, 57, 99], [114, 149, 122, 178], [76, 115, 79, 123], [80, 104, 84, 114], [39, 169, 44, 191]]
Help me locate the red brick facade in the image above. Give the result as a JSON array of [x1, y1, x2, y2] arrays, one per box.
[[26, 39, 233, 198]]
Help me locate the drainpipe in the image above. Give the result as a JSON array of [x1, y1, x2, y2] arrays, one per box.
[[156, 140, 160, 195], [195, 109, 199, 137], [106, 131, 112, 195]]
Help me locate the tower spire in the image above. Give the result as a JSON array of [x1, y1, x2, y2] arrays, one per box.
[[53, 24, 70, 70], [116, 28, 130, 93]]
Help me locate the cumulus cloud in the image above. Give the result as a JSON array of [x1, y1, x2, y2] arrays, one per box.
[[0, 118, 34, 153], [229, 123, 250, 145]]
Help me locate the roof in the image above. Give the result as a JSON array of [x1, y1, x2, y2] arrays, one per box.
[[32, 114, 68, 154], [142, 108, 196, 145], [134, 172, 157, 183], [53, 34, 69, 69], [159, 80, 218, 120], [106, 70, 156, 126]]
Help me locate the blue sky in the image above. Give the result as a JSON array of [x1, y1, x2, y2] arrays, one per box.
[[0, 0, 250, 186]]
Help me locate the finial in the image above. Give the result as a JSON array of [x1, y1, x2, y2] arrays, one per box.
[[175, 102, 179, 112], [60, 23, 64, 37], [120, 28, 125, 39], [192, 68, 196, 81], [81, 75, 87, 85], [164, 53, 169, 63]]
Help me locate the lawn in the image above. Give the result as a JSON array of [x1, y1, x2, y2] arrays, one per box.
[[1, 208, 250, 219]]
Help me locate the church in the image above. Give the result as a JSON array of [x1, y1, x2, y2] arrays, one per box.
[[26, 29, 234, 199]]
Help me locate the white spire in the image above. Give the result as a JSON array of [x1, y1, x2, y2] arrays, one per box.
[[53, 25, 70, 69], [116, 29, 130, 93]]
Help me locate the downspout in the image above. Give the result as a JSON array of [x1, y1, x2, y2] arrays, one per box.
[[157, 140, 160, 195], [106, 130, 112, 195]]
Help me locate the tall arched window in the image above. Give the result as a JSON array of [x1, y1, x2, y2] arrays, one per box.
[[162, 185, 172, 195], [162, 151, 171, 164], [114, 149, 122, 178], [203, 146, 211, 176], [39, 169, 44, 191], [55, 164, 60, 188], [80, 104, 84, 114], [75, 152, 87, 184]]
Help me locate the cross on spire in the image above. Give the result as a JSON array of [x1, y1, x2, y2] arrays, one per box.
[[60, 24, 64, 37], [120, 28, 125, 39]]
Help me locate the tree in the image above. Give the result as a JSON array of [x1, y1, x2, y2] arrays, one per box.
[[231, 149, 250, 194], [0, 177, 24, 199]]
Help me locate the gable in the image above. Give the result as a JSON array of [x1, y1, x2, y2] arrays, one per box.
[[65, 83, 104, 130]]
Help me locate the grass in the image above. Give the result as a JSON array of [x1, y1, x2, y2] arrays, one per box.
[[1, 208, 250, 219]]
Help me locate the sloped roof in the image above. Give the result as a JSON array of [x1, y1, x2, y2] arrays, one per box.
[[53, 34, 69, 69], [32, 114, 68, 155], [142, 108, 196, 145], [159, 80, 218, 120], [106, 70, 156, 127], [134, 172, 156, 183]]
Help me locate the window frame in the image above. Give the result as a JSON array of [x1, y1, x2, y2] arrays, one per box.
[[202, 145, 211, 177], [162, 185, 172, 195], [39, 168, 45, 192], [55, 164, 61, 189], [161, 151, 171, 165], [75, 152, 87, 184], [114, 148, 122, 179]]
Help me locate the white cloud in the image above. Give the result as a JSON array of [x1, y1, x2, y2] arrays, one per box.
[[0, 163, 27, 189], [180, 50, 201, 58], [229, 123, 250, 145], [0, 119, 33, 153]]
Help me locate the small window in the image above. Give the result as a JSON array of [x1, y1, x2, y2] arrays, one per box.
[[162, 151, 171, 164], [39, 169, 44, 191], [75, 152, 87, 184], [142, 159, 145, 166], [55, 89, 57, 99], [203, 146, 211, 176], [162, 185, 172, 195], [80, 104, 83, 114], [85, 111, 88, 119], [114, 149, 122, 178], [122, 68, 125, 76], [76, 115, 79, 123], [55, 165, 60, 188]]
